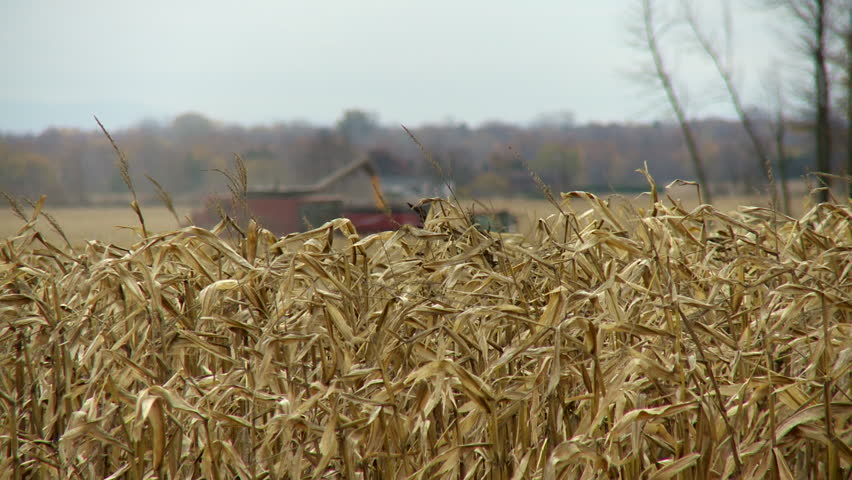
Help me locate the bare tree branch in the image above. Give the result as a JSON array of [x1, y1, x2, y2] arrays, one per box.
[[683, 1, 778, 209], [637, 0, 713, 203], [761, 0, 835, 202], [814, 0, 833, 202]]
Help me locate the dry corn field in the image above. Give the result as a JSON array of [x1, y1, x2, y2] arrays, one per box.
[[0, 191, 850, 479]]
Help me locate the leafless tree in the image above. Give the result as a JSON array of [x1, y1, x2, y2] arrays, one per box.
[[632, 0, 713, 204], [821, 1, 852, 198], [843, 4, 852, 197], [813, 0, 833, 202], [683, 1, 779, 209], [763, 0, 835, 202]]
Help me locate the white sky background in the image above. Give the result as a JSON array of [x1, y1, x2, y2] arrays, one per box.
[[1, 1, 790, 132]]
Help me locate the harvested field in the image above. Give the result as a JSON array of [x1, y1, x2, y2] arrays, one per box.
[[0, 191, 850, 479], [0, 182, 811, 248], [0, 205, 191, 249]]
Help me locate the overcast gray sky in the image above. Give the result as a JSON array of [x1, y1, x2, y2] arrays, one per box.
[[1, 1, 786, 132]]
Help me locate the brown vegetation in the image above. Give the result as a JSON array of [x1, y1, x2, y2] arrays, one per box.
[[1, 187, 849, 479]]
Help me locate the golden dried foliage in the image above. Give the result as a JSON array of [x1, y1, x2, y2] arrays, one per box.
[[0, 193, 850, 479]]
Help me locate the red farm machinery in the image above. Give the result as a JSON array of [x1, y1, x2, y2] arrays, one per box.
[[190, 156, 426, 235]]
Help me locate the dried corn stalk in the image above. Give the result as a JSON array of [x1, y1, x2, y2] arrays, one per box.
[[0, 195, 850, 479]]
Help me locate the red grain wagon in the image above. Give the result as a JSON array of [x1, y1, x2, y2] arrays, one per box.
[[189, 156, 424, 236]]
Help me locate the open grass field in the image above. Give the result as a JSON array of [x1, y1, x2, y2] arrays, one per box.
[[0, 205, 194, 248], [0, 185, 812, 247], [1, 185, 849, 478]]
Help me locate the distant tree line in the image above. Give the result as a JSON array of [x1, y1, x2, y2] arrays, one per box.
[[0, 109, 828, 206]]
